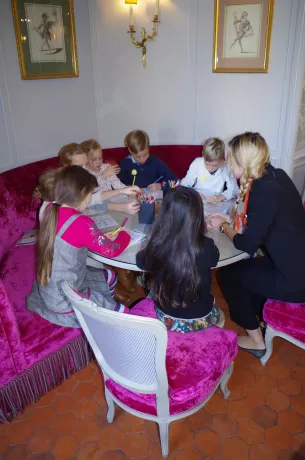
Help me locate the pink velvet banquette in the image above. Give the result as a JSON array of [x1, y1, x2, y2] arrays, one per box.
[[0, 145, 200, 422]]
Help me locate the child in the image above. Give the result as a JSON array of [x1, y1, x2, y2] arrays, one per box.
[[58, 143, 141, 214], [119, 130, 178, 190], [26, 166, 130, 328], [181, 137, 238, 203], [136, 187, 220, 332], [81, 139, 126, 192], [36, 167, 133, 304]]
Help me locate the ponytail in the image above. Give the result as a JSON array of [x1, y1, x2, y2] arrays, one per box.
[[37, 205, 58, 286]]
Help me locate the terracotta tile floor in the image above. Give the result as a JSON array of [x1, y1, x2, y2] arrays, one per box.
[[1, 275, 305, 459]]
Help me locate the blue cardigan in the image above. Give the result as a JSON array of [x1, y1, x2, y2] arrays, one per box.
[[118, 154, 178, 188]]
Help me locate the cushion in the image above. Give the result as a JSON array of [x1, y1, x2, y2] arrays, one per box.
[[106, 299, 237, 416], [0, 157, 59, 257], [0, 244, 81, 387], [263, 299, 305, 343]]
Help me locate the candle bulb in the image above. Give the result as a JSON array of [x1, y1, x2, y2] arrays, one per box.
[[129, 6, 134, 27], [155, 0, 160, 16]]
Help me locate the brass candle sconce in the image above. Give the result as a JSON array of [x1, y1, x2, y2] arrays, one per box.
[[125, 0, 160, 68]]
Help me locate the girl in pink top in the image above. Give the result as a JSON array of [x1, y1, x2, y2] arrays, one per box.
[[27, 166, 131, 328]]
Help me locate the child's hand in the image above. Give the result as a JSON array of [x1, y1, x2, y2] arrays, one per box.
[[123, 186, 142, 197], [148, 183, 162, 192], [199, 193, 205, 200], [104, 231, 116, 240], [209, 212, 233, 224], [101, 164, 121, 178], [123, 201, 141, 215], [207, 194, 225, 204], [208, 215, 225, 230]]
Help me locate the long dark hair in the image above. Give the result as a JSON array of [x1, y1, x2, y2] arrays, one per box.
[[37, 166, 98, 286], [142, 186, 206, 309]]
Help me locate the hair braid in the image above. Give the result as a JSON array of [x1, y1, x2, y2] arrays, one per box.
[[228, 132, 270, 218], [231, 171, 252, 217]]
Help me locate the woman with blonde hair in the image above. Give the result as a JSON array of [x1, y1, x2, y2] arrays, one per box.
[[208, 132, 305, 358]]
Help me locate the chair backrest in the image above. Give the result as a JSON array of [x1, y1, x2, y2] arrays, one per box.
[[62, 282, 170, 418]]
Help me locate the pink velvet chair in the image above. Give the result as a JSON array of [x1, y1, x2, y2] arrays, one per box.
[[62, 282, 238, 458], [261, 299, 305, 365]]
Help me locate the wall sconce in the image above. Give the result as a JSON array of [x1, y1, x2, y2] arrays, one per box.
[[125, 0, 160, 68]]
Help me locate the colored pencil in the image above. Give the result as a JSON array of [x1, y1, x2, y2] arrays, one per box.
[[146, 175, 163, 192], [111, 217, 129, 237], [152, 175, 163, 185]]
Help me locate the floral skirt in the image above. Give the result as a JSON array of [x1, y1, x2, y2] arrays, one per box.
[[155, 305, 220, 333]]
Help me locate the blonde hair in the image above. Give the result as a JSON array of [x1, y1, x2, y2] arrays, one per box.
[[34, 168, 63, 201], [58, 143, 84, 166], [202, 137, 225, 162], [229, 132, 270, 216], [124, 130, 150, 154], [80, 139, 101, 155], [37, 166, 98, 286]]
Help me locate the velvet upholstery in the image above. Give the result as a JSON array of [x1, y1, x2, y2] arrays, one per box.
[[103, 145, 201, 180], [0, 157, 59, 260], [0, 147, 200, 420], [263, 299, 305, 343], [105, 299, 238, 416]]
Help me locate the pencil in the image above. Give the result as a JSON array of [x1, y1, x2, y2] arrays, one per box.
[[146, 175, 163, 192], [152, 175, 163, 184], [111, 217, 129, 237]]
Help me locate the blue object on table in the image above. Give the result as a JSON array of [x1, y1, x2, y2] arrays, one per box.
[[139, 202, 155, 224]]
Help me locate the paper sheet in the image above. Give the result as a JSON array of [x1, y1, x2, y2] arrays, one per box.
[[85, 205, 107, 216], [16, 229, 38, 246], [128, 229, 147, 248], [90, 214, 118, 229], [204, 199, 235, 217]]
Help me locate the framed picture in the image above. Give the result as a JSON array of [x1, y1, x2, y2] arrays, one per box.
[[11, 0, 79, 79], [213, 0, 274, 73]]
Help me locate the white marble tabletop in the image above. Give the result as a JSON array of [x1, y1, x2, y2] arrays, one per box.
[[87, 201, 248, 271]]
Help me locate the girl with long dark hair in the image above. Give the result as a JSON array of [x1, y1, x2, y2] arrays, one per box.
[[136, 186, 220, 333]]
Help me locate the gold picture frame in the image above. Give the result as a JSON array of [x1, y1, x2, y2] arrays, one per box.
[[213, 0, 274, 73], [11, 0, 79, 80]]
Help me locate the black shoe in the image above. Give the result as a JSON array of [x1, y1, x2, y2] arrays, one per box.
[[238, 346, 266, 359]]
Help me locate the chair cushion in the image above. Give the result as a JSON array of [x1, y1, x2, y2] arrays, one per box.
[[106, 299, 237, 416], [263, 299, 305, 344], [0, 244, 82, 387]]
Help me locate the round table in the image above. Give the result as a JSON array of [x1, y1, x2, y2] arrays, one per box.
[[87, 209, 248, 271]]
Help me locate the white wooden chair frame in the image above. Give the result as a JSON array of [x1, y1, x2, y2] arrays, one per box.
[[261, 324, 305, 365], [62, 281, 233, 458]]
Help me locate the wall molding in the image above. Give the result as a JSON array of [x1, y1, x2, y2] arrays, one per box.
[[293, 148, 305, 167], [292, 147, 305, 197], [274, 0, 299, 154], [280, 0, 305, 174], [0, 38, 17, 169], [88, 0, 102, 144]]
